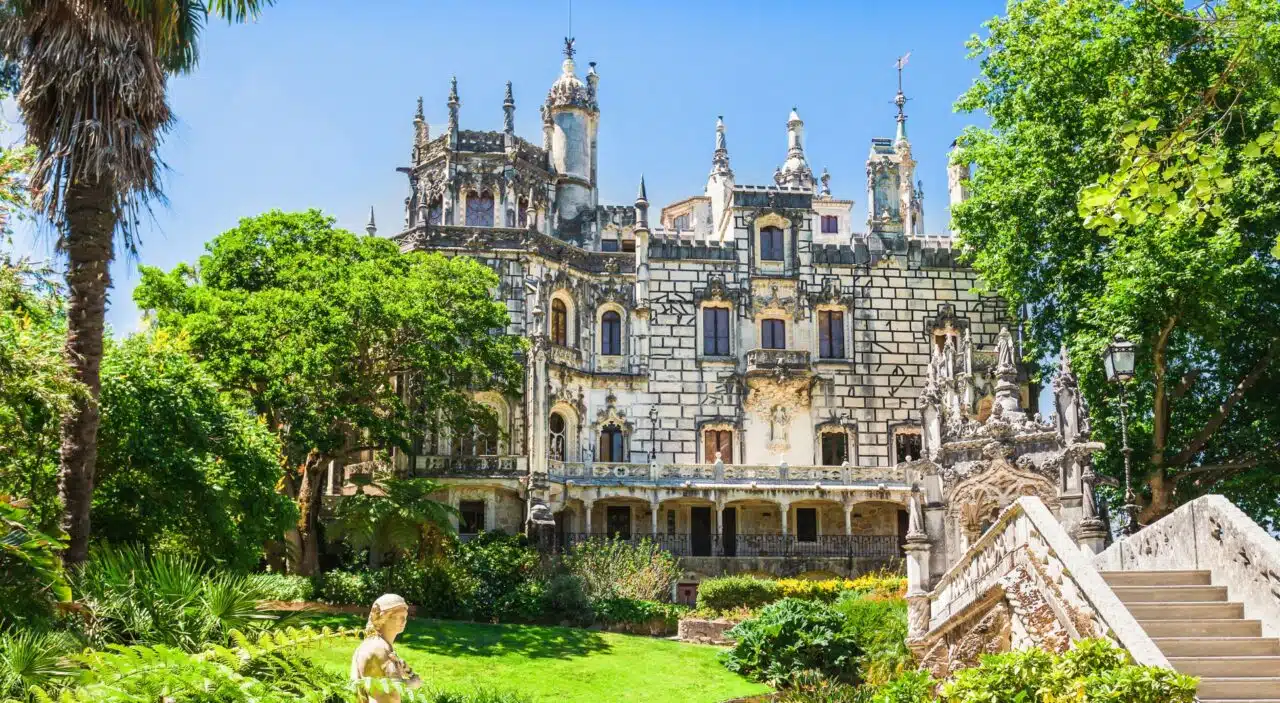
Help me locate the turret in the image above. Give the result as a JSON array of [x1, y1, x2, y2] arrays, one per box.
[[776, 108, 814, 191], [947, 140, 970, 230], [545, 38, 599, 241], [365, 206, 377, 237], [706, 116, 735, 241]]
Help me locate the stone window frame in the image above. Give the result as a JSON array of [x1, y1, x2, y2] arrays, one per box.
[[889, 423, 923, 465], [596, 302, 626, 358], [458, 499, 486, 534], [462, 189, 496, 227], [752, 213, 792, 271], [813, 303, 850, 361], [697, 302, 735, 359], [549, 404, 581, 463], [697, 419, 740, 464], [759, 316, 788, 350], [813, 421, 855, 466], [820, 214, 839, 234], [549, 291, 577, 349]]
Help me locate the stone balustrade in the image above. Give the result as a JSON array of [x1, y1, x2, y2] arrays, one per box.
[[548, 460, 906, 486], [412, 455, 526, 478], [745, 348, 811, 373]]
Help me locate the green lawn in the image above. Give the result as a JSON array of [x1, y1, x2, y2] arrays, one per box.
[[302, 614, 771, 703]]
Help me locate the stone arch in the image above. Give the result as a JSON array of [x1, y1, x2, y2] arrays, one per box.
[[549, 402, 581, 463], [945, 460, 1059, 547], [472, 391, 510, 455], [549, 289, 577, 348]]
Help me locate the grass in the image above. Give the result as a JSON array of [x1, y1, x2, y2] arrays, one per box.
[[303, 614, 771, 703]]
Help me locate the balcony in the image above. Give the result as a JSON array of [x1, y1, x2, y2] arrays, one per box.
[[746, 348, 811, 374], [548, 460, 908, 487], [557, 533, 902, 559], [413, 455, 525, 478]]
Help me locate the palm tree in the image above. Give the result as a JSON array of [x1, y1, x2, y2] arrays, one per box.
[[330, 477, 457, 567], [0, 1, 274, 565]]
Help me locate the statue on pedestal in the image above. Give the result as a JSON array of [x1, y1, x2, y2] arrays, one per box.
[[350, 594, 422, 703]]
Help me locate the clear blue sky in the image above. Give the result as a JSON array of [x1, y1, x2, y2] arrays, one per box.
[[12, 0, 1007, 334]]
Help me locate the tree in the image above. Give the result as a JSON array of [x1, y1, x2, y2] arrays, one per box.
[[330, 476, 455, 567], [0, 0, 276, 566], [953, 0, 1280, 526], [135, 210, 523, 574], [93, 334, 297, 571]]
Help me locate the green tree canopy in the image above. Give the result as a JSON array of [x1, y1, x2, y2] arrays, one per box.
[[953, 0, 1280, 526], [93, 334, 297, 572], [134, 210, 524, 573]]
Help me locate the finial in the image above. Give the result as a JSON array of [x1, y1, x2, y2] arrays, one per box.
[[365, 206, 377, 236], [415, 96, 424, 121], [711, 116, 732, 178], [894, 52, 911, 140], [563, 36, 576, 59], [448, 75, 459, 105], [788, 107, 802, 124], [504, 80, 514, 106], [820, 168, 831, 197], [636, 175, 648, 204]]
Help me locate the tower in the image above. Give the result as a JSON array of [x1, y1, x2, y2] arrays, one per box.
[[545, 38, 599, 241], [776, 108, 814, 191], [867, 54, 923, 236], [706, 116, 735, 240]]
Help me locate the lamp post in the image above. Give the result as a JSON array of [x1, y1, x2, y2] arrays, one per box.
[[1102, 334, 1141, 535], [648, 406, 659, 464]]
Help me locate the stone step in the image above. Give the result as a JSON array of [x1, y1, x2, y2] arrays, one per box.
[[1155, 637, 1280, 657], [1127, 602, 1244, 621], [1140, 619, 1263, 638], [1113, 584, 1228, 603], [1170, 656, 1280, 677], [1100, 569, 1212, 587], [1198, 678, 1280, 700]]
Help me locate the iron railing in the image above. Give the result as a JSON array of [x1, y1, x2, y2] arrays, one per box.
[[555, 532, 901, 559]]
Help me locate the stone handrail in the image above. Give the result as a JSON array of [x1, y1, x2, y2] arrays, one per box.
[[412, 455, 525, 477], [925, 496, 1169, 668], [745, 348, 812, 373], [1094, 494, 1280, 638], [547, 461, 906, 486]]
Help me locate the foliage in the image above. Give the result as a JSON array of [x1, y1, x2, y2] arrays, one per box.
[[135, 209, 524, 572], [562, 536, 682, 603], [864, 670, 937, 703], [722, 598, 862, 687], [453, 532, 541, 622], [330, 477, 454, 566], [591, 598, 688, 630], [314, 570, 376, 608], [954, 0, 1280, 525], [941, 639, 1198, 703], [833, 593, 911, 686], [697, 576, 783, 612], [18, 626, 352, 703], [250, 573, 315, 603], [0, 496, 70, 629], [0, 260, 82, 529], [71, 545, 284, 652], [779, 574, 907, 603], [93, 334, 296, 571], [0, 630, 75, 700], [541, 574, 593, 625]]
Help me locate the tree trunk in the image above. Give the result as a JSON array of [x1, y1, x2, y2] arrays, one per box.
[[57, 177, 117, 566], [1142, 469, 1175, 524], [295, 451, 327, 575]]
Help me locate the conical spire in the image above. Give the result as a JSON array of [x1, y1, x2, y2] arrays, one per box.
[[711, 116, 733, 178], [777, 107, 813, 190], [634, 176, 649, 228], [365, 206, 377, 236]]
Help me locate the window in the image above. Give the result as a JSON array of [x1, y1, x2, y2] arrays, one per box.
[[551, 299, 568, 346], [460, 501, 485, 534], [606, 506, 631, 539], [821, 215, 839, 234], [621, 239, 636, 253], [427, 199, 442, 225], [761, 319, 786, 349], [895, 430, 923, 463], [601, 311, 622, 356], [601, 238, 620, 252], [760, 226, 784, 261], [704, 429, 733, 463], [819, 310, 845, 359], [796, 508, 817, 543], [821, 432, 846, 466], [666, 510, 676, 536], [673, 214, 689, 231], [549, 412, 566, 461], [703, 307, 730, 356], [599, 425, 626, 462], [465, 190, 494, 227], [518, 199, 529, 228]]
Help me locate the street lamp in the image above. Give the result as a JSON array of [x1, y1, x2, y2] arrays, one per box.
[[648, 406, 659, 464], [1102, 334, 1141, 535]]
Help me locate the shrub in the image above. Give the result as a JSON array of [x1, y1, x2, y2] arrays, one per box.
[[542, 574, 593, 625], [592, 598, 689, 629], [314, 569, 376, 607], [250, 573, 314, 602], [563, 537, 680, 602], [697, 575, 783, 611], [834, 593, 911, 685], [865, 669, 937, 703], [722, 598, 861, 686], [456, 532, 541, 622], [0, 629, 76, 699]]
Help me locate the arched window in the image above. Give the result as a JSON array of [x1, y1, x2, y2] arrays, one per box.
[[549, 412, 567, 461], [599, 425, 626, 462], [600, 311, 622, 356], [551, 299, 568, 346], [465, 190, 495, 227], [518, 198, 530, 228], [760, 226, 785, 261], [427, 199, 442, 225]]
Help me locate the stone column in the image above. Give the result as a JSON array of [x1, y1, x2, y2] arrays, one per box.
[[1075, 466, 1109, 554], [651, 501, 660, 536], [844, 504, 853, 536], [584, 501, 594, 535], [903, 491, 933, 642], [781, 504, 789, 536]]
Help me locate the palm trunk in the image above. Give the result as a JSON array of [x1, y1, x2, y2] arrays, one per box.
[[57, 177, 116, 566], [295, 451, 327, 575]]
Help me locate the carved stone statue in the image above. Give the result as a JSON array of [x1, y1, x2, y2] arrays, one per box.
[[350, 594, 422, 703], [769, 405, 791, 452], [996, 326, 1016, 373]]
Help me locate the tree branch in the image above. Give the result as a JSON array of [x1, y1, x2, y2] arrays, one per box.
[[1169, 337, 1280, 467], [1151, 315, 1178, 466], [1172, 459, 1258, 482], [1170, 369, 1202, 400]]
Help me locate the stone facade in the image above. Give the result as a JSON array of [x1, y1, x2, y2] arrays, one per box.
[[377, 41, 1051, 585]]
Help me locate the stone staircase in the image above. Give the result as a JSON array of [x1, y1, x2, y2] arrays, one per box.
[[1101, 569, 1280, 703]]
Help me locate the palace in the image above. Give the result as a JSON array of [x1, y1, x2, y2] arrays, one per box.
[[356, 39, 1088, 590]]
